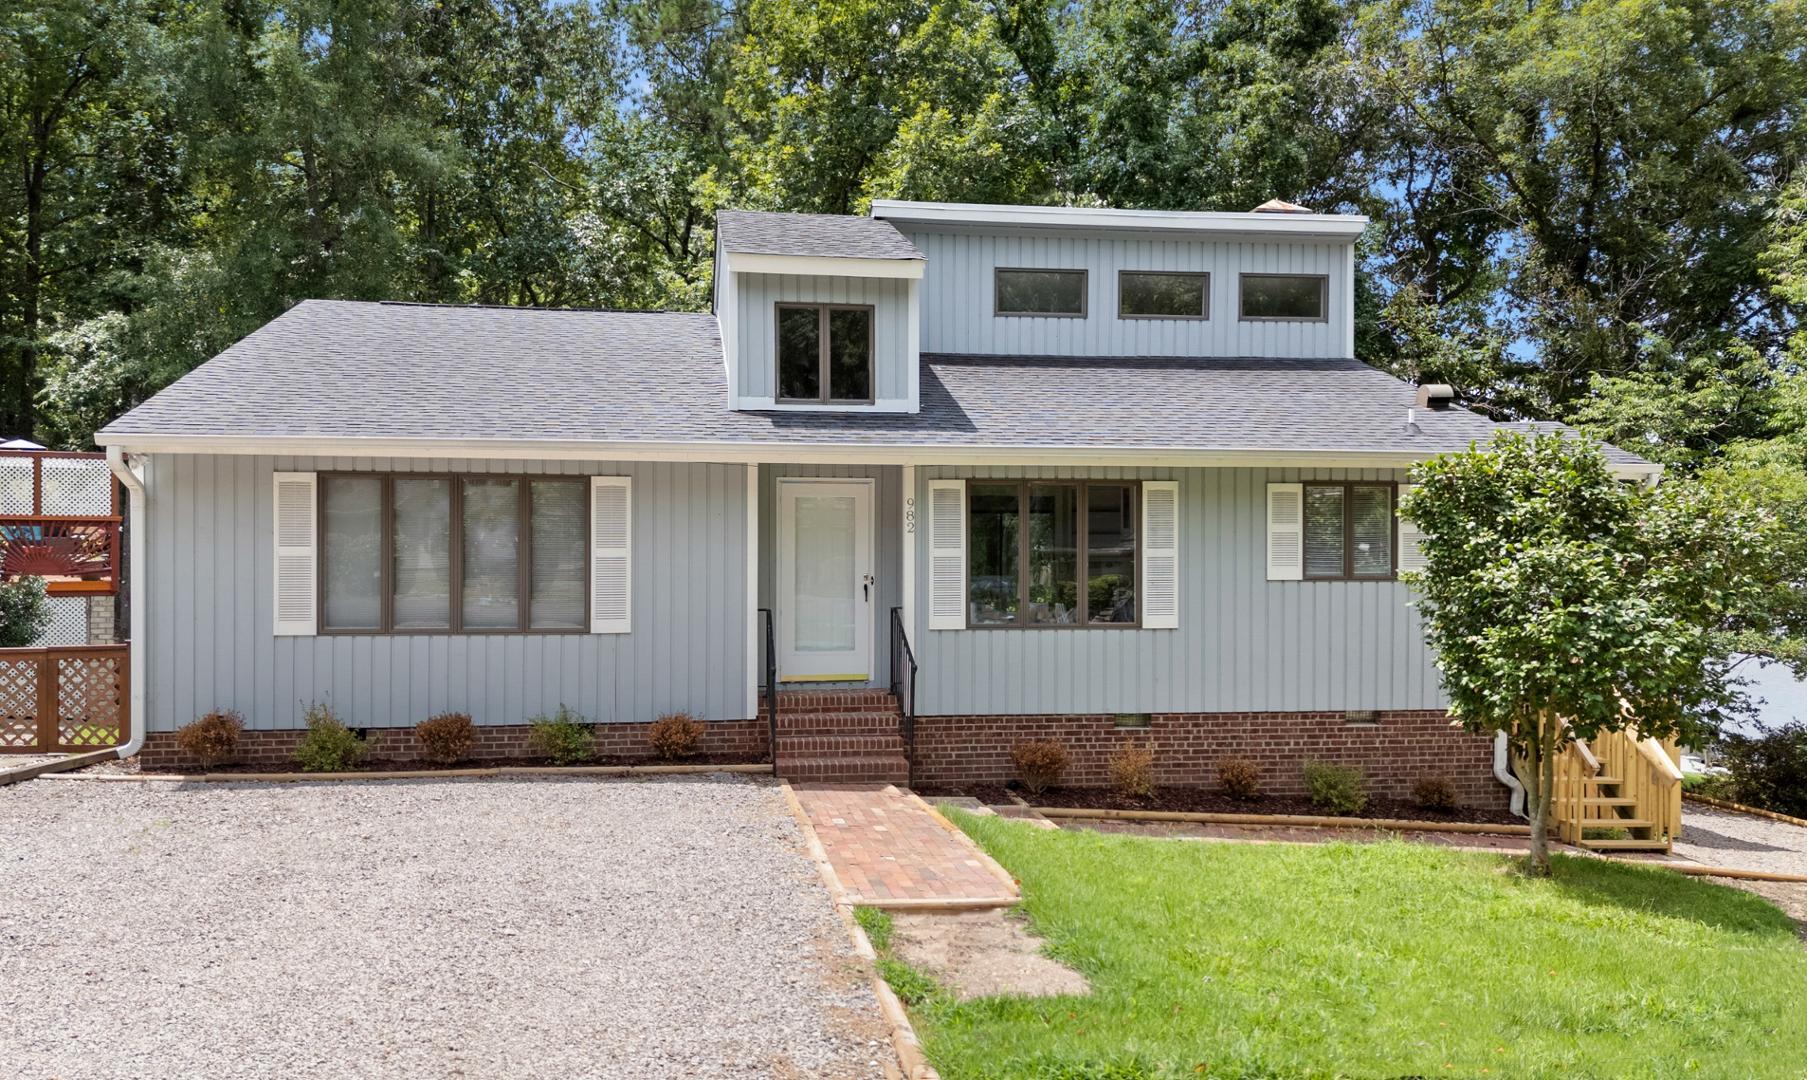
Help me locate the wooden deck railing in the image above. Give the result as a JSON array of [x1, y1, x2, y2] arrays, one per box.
[[1553, 726, 1683, 849], [0, 645, 130, 753], [0, 449, 122, 596]]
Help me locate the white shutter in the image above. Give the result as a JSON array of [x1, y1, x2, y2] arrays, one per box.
[[1396, 484, 1429, 575], [927, 478, 966, 630], [1141, 480, 1180, 629], [273, 472, 317, 636], [1266, 482, 1304, 581], [590, 476, 632, 633]]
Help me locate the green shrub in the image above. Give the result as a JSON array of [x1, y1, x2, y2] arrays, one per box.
[[528, 704, 594, 764], [1011, 739, 1070, 796], [1302, 761, 1368, 815], [0, 576, 51, 647], [415, 712, 474, 765], [1411, 775, 1459, 812], [1718, 723, 1807, 818], [1217, 757, 1262, 801], [176, 710, 244, 769], [648, 712, 705, 760], [293, 702, 367, 772]]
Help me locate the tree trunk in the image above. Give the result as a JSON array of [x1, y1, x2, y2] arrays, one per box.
[[1523, 716, 1558, 876]]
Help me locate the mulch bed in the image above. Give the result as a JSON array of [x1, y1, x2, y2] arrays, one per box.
[[139, 752, 768, 775], [919, 781, 1521, 826]]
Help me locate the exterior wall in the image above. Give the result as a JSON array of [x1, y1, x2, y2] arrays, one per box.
[[140, 454, 751, 733], [912, 465, 1440, 716], [912, 711, 1503, 808], [902, 229, 1351, 359], [758, 463, 902, 689], [733, 273, 914, 405], [138, 718, 768, 770]]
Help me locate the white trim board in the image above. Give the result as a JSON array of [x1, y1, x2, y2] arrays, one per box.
[[728, 253, 925, 279]]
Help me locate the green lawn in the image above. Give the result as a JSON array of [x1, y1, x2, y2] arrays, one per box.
[[888, 812, 1807, 1080]]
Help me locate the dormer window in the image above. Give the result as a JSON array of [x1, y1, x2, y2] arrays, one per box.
[[777, 303, 873, 404], [995, 268, 1087, 317]]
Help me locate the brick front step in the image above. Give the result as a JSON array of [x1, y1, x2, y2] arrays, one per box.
[[775, 712, 903, 734], [779, 753, 910, 784], [777, 733, 906, 756]]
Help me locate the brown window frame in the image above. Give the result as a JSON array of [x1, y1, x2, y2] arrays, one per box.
[[1118, 270, 1210, 320], [774, 302, 876, 405], [1238, 272, 1330, 322], [317, 472, 590, 635], [994, 267, 1089, 318], [1301, 481, 1398, 581], [967, 479, 1141, 629]]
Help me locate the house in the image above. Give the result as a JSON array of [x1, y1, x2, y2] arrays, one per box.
[[94, 200, 1658, 800]]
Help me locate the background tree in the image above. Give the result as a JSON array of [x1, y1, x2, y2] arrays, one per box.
[[0, 576, 51, 647], [1400, 432, 1792, 873]]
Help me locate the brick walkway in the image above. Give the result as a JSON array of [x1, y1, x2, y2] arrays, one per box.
[[792, 783, 1019, 907]]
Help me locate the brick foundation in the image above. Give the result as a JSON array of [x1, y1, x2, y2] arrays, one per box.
[[139, 718, 769, 771], [913, 711, 1506, 809]]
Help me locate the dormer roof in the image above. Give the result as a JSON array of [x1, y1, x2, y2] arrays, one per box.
[[716, 210, 924, 261]]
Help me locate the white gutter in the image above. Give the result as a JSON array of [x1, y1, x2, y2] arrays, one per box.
[[105, 446, 147, 760], [869, 199, 1369, 240], [1494, 732, 1526, 819]]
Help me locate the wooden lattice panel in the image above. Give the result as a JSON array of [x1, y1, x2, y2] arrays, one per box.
[[0, 655, 39, 748], [55, 654, 123, 747]]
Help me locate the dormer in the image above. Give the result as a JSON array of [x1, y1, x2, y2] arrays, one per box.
[[715, 211, 926, 413], [868, 200, 1366, 360]]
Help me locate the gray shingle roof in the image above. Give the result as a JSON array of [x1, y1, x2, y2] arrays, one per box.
[[715, 210, 924, 261], [97, 300, 1648, 465]]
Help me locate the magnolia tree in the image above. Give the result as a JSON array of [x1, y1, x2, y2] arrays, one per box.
[[1400, 431, 1788, 874]]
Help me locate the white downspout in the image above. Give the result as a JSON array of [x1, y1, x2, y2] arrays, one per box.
[[105, 446, 147, 760], [1494, 732, 1526, 819]]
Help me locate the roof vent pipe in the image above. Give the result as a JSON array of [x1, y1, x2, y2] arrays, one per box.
[[1251, 199, 1312, 214], [1415, 383, 1456, 409]]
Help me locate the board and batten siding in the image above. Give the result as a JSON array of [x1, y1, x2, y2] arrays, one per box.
[[756, 463, 903, 689], [140, 454, 750, 733], [912, 465, 1441, 716], [734, 272, 913, 403], [901, 230, 1352, 359]]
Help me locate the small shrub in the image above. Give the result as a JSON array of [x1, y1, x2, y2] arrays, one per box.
[[1412, 775, 1459, 812], [415, 712, 474, 765], [1302, 760, 1368, 815], [1108, 741, 1156, 798], [1217, 756, 1262, 801], [528, 704, 594, 765], [648, 712, 705, 760], [176, 710, 244, 769], [1718, 723, 1807, 818], [1010, 739, 1070, 796], [0, 576, 52, 647], [293, 702, 367, 772]]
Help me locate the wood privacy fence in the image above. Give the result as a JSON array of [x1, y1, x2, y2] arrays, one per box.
[[0, 645, 129, 753]]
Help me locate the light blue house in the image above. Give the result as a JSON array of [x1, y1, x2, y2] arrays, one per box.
[[96, 200, 1659, 800]]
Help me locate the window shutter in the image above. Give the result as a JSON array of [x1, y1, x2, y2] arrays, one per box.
[[927, 478, 966, 630], [590, 476, 632, 633], [1396, 484, 1429, 575], [1141, 480, 1180, 629], [1266, 482, 1304, 581], [273, 472, 317, 636]]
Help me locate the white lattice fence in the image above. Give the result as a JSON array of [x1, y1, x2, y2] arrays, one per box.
[[37, 597, 91, 647]]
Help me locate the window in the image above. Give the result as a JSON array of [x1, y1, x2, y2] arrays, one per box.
[[1303, 482, 1394, 580], [995, 268, 1087, 316], [1119, 271, 1209, 319], [777, 303, 872, 403], [319, 474, 588, 633], [1240, 273, 1327, 321], [967, 481, 1137, 626]]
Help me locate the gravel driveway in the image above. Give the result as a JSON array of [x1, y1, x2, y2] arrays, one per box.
[[0, 774, 893, 1078], [1676, 802, 1807, 935]]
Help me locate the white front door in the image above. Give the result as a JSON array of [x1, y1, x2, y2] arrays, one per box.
[[777, 479, 874, 681]]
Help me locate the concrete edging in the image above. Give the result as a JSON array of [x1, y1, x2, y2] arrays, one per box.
[[779, 781, 939, 1080], [41, 762, 774, 783], [0, 749, 119, 787], [1685, 793, 1807, 831], [1031, 805, 1533, 835]]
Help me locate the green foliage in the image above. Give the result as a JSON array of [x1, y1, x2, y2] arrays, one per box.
[[853, 905, 894, 952], [855, 905, 945, 1008], [931, 811, 1807, 1079], [293, 702, 368, 772], [527, 704, 594, 764], [1716, 724, 1807, 819], [1301, 761, 1367, 815], [0, 577, 52, 647]]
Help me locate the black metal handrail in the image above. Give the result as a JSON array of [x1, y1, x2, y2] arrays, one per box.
[[759, 608, 777, 763], [889, 607, 918, 785]]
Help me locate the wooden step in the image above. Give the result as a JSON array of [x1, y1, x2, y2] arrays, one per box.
[[1576, 837, 1669, 851], [1583, 775, 1624, 786], [1580, 796, 1638, 807]]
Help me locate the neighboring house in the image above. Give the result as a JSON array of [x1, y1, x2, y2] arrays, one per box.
[[95, 200, 1657, 800]]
